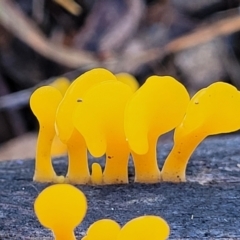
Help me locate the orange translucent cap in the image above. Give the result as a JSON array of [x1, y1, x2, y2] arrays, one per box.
[[125, 75, 190, 155], [34, 184, 87, 240], [73, 80, 132, 184], [84, 219, 121, 240], [117, 215, 170, 240], [56, 68, 116, 143], [162, 82, 240, 182]]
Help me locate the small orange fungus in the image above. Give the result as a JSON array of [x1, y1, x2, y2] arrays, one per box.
[[50, 77, 71, 96], [51, 135, 67, 156], [116, 73, 139, 92], [125, 76, 190, 183], [34, 184, 87, 240], [56, 68, 116, 184], [34, 185, 171, 239], [56, 68, 116, 142], [117, 215, 170, 240], [91, 163, 103, 185], [84, 219, 121, 240], [30, 86, 63, 182], [49, 77, 69, 157], [73, 80, 133, 184], [162, 82, 240, 182]]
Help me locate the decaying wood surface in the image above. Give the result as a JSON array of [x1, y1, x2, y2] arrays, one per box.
[[0, 134, 240, 239]]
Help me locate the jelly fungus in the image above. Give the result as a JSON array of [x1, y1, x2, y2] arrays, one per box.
[[116, 73, 139, 92], [50, 77, 71, 96], [73, 80, 133, 184], [84, 219, 121, 240], [117, 215, 170, 240], [51, 135, 67, 156], [30, 86, 63, 182], [56, 68, 116, 184], [162, 82, 240, 182], [124, 76, 190, 183], [91, 163, 103, 185], [49, 77, 69, 157], [34, 184, 87, 240]]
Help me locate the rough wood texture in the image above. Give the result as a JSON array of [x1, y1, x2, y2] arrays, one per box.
[[0, 134, 240, 239]]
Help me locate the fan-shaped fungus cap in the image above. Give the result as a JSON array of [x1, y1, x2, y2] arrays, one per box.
[[117, 215, 170, 240], [116, 73, 139, 92], [34, 184, 87, 240], [124, 76, 189, 183], [56, 68, 117, 143], [30, 86, 63, 182], [84, 219, 121, 240], [162, 82, 240, 182], [73, 80, 133, 184], [55, 68, 116, 184]]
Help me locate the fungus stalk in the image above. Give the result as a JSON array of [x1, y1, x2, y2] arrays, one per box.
[[66, 128, 90, 184], [131, 134, 161, 183], [91, 163, 103, 185], [161, 131, 205, 182], [103, 141, 130, 184], [34, 124, 57, 181], [162, 82, 240, 182], [53, 229, 76, 240], [30, 86, 63, 182]]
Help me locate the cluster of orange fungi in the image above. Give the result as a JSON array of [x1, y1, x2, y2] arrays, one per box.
[[34, 184, 170, 240], [30, 68, 240, 184]]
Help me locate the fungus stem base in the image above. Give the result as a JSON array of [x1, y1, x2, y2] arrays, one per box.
[[161, 133, 205, 182], [53, 229, 76, 240], [132, 139, 161, 183], [66, 129, 90, 184], [103, 146, 130, 184], [34, 126, 57, 182]]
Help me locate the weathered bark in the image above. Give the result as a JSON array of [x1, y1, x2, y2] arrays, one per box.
[[0, 134, 240, 239]]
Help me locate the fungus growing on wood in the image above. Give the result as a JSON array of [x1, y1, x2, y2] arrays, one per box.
[[56, 68, 117, 184], [124, 76, 190, 183], [117, 215, 170, 240], [34, 184, 87, 240], [49, 77, 70, 156], [91, 163, 103, 185], [34, 184, 170, 239], [83, 219, 121, 240], [73, 80, 133, 184], [30, 86, 63, 182], [161, 82, 240, 182]]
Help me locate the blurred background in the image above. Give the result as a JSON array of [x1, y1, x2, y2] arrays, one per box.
[[0, 0, 240, 160]]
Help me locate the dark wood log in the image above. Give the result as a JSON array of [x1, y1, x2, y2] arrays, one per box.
[[0, 134, 240, 239]]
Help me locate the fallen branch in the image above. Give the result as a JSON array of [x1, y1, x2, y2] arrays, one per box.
[[1, 9, 240, 110], [0, 0, 99, 68], [118, 10, 240, 72]]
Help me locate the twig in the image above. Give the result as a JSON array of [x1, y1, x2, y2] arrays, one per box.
[[1, 10, 240, 110], [0, 0, 99, 68], [99, 0, 145, 52], [118, 11, 240, 72], [166, 13, 240, 53]]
